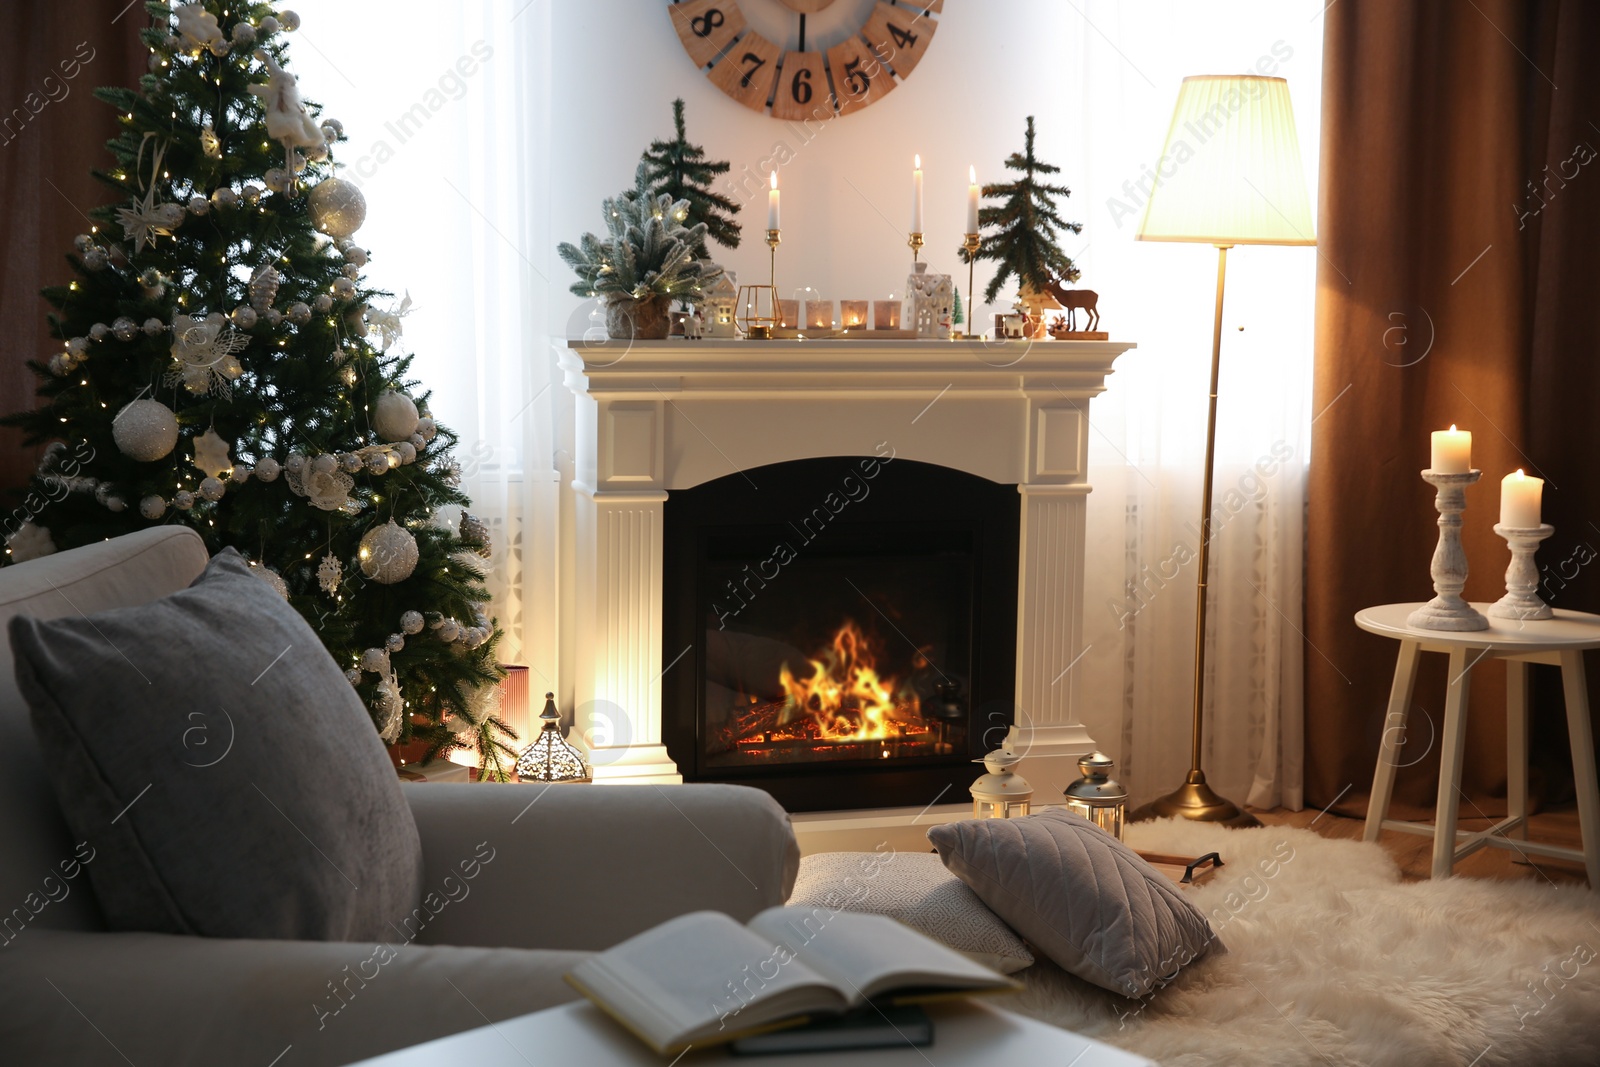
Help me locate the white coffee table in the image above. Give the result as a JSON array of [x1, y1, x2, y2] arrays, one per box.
[[1356, 602, 1600, 884], [343, 999, 1156, 1066]]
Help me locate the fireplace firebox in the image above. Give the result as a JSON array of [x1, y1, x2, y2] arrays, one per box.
[[662, 456, 1020, 812]]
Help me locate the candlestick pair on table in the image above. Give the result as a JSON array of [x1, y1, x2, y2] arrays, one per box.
[[1413, 426, 1553, 630]]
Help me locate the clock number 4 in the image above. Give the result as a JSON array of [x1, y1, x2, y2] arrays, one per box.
[[842, 57, 870, 97], [691, 8, 724, 37], [739, 51, 767, 89], [888, 22, 917, 50], [790, 66, 813, 105]]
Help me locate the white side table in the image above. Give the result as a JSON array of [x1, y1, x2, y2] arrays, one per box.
[[1356, 603, 1600, 884], [343, 999, 1156, 1066]]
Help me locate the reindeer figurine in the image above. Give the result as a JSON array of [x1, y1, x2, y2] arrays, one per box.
[[1045, 278, 1101, 334]]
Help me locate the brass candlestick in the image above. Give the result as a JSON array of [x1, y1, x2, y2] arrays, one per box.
[[736, 229, 782, 340], [908, 231, 925, 263], [956, 232, 981, 339]]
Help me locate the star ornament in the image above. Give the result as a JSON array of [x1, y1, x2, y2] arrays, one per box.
[[116, 189, 183, 256], [191, 428, 232, 479]]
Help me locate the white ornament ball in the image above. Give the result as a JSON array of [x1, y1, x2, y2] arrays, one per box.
[[264, 168, 289, 193], [341, 263, 360, 280], [231, 305, 258, 329], [112, 317, 139, 341], [89, 322, 109, 341], [139, 495, 167, 519], [307, 178, 367, 239], [339, 452, 362, 473], [155, 202, 186, 229], [408, 433, 425, 450], [395, 441, 417, 465], [188, 195, 210, 216], [321, 118, 344, 139], [400, 610, 424, 635], [259, 15, 281, 34], [231, 21, 256, 44], [311, 453, 337, 474], [255, 457, 281, 481], [344, 668, 361, 685], [286, 301, 312, 325], [435, 619, 460, 643], [66, 336, 89, 356], [416, 416, 437, 441], [105, 496, 126, 513], [231, 464, 252, 483], [208, 37, 230, 57], [364, 452, 389, 474], [211, 187, 238, 209], [313, 293, 333, 313], [280, 10, 301, 31], [242, 184, 263, 206], [285, 453, 306, 474], [143, 318, 165, 336], [112, 399, 179, 461], [264, 308, 283, 327], [48, 355, 70, 377], [199, 477, 225, 501], [331, 277, 356, 300], [358, 520, 419, 584], [343, 246, 367, 267], [386, 633, 405, 653], [173, 490, 196, 510], [73, 234, 93, 253], [372, 391, 420, 443], [360, 647, 387, 672], [83, 247, 108, 270]]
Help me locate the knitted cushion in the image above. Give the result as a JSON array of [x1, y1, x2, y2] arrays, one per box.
[[788, 851, 1034, 974], [928, 809, 1217, 997]]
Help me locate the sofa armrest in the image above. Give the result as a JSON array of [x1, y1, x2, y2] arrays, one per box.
[[403, 782, 799, 951]]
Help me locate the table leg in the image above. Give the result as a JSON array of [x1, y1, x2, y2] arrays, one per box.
[[1432, 646, 1474, 878], [1506, 659, 1530, 843], [1559, 650, 1600, 888], [1365, 640, 1422, 843]]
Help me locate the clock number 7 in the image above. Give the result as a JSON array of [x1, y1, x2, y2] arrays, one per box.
[[842, 57, 871, 97], [739, 51, 767, 89]]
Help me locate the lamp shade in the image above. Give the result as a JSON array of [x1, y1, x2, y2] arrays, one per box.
[[1136, 76, 1314, 246]]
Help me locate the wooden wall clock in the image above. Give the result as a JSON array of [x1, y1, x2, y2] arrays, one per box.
[[669, 0, 942, 119]]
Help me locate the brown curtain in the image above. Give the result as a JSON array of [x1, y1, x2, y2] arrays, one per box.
[[1307, 0, 1600, 817], [0, 3, 147, 494]]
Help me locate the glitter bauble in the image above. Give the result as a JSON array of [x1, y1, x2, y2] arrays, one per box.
[[360, 647, 387, 672], [139, 496, 166, 520], [400, 610, 424, 635], [386, 633, 405, 653], [313, 293, 333, 313], [372, 391, 419, 443], [211, 187, 238, 209], [307, 178, 366, 239], [112, 399, 179, 461], [173, 490, 196, 510], [254, 456, 281, 481], [339, 452, 362, 473], [231, 306, 258, 329], [199, 477, 225, 501], [358, 520, 418, 584], [331, 277, 356, 300], [143, 318, 165, 336], [286, 302, 312, 326], [112, 317, 138, 342], [311, 453, 337, 474], [187, 195, 210, 216]]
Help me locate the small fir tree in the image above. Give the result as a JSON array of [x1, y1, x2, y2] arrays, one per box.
[[962, 116, 1083, 304], [640, 98, 741, 256], [951, 287, 964, 326], [0, 1, 516, 778]]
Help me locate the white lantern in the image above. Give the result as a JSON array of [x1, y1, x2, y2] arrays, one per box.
[[970, 726, 1033, 819], [1063, 751, 1128, 840]]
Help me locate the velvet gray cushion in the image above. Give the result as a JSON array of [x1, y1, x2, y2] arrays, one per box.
[[927, 809, 1217, 997], [8, 548, 423, 941]]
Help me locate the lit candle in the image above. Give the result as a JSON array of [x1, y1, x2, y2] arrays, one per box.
[[966, 165, 980, 234], [767, 170, 780, 230], [912, 154, 924, 233], [1500, 469, 1544, 528], [1430, 424, 1471, 474]]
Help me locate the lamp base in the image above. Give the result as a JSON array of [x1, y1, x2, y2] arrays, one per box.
[[1129, 769, 1260, 827]]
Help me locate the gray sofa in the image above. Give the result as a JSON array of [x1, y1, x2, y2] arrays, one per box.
[[0, 527, 799, 1065]]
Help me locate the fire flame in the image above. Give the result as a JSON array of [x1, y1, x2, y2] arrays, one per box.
[[777, 620, 918, 741]]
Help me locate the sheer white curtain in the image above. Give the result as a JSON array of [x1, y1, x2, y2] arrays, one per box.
[[289, 1, 558, 744], [289, 0, 1319, 808]]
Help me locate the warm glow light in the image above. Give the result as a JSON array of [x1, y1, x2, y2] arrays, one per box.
[[776, 621, 921, 743], [914, 154, 921, 170], [769, 170, 777, 190]]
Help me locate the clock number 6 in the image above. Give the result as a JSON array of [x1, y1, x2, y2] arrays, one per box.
[[842, 57, 871, 97], [738, 51, 767, 88], [790, 66, 813, 105], [690, 8, 724, 37]]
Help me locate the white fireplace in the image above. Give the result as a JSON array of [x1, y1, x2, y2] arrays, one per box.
[[558, 336, 1136, 802]]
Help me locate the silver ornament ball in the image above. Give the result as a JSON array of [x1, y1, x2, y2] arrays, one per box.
[[286, 302, 312, 325], [307, 178, 367, 239], [230, 305, 258, 329], [112, 317, 138, 342], [83, 247, 108, 270], [112, 399, 179, 461], [331, 277, 356, 300], [89, 323, 109, 341], [358, 520, 419, 584]]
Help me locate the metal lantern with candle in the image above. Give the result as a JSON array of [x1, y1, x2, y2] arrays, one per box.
[[1063, 751, 1128, 840], [970, 726, 1033, 819], [515, 693, 591, 783]]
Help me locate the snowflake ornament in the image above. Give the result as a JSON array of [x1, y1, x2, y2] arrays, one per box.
[[116, 191, 183, 256], [191, 428, 232, 479], [317, 552, 343, 595], [200, 120, 221, 159]]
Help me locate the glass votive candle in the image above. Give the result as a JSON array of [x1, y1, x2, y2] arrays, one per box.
[[840, 300, 868, 328], [805, 299, 833, 330], [874, 300, 902, 330], [778, 299, 799, 329]]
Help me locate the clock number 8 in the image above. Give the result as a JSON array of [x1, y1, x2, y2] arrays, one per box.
[[790, 66, 813, 105], [739, 51, 767, 89], [690, 8, 724, 37], [842, 57, 871, 97]]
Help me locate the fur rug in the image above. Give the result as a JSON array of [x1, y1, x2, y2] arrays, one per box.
[[992, 819, 1600, 1067]]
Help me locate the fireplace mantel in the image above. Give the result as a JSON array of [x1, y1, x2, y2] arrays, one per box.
[[558, 337, 1136, 798]]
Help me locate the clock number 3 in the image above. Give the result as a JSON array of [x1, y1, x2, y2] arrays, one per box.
[[841, 57, 870, 97], [739, 51, 767, 88], [790, 66, 813, 105], [690, 8, 724, 37]]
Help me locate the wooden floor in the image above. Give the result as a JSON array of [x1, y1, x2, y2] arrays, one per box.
[[1257, 803, 1591, 888]]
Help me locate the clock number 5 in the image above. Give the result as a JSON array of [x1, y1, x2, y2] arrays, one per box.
[[790, 66, 813, 105], [690, 8, 724, 37], [738, 51, 767, 89], [842, 57, 871, 97]]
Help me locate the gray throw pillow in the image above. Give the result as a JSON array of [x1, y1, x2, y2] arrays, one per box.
[[9, 548, 424, 941], [927, 808, 1217, 997], [788, 851, 1034, 974]]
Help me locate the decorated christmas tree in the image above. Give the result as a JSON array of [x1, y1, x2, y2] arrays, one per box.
[[964, 116, 1083, 304], [640, 98, 741, 256], [0, 2, 516, 778]]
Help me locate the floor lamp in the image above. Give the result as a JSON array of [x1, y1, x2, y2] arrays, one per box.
[[1130, 76, 1315, 826]]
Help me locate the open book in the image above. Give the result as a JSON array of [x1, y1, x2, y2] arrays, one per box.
[[566, 905, 1019, 1055]]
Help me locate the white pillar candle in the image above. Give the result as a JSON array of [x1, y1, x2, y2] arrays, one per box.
[[767, 171, 780, 230], [967, 165, 980, 233], [1430, 424, 1471, 473], [1500, 469, 1544, 528], [912, 154, 924, 233]]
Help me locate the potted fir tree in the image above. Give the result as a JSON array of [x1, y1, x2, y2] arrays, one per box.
[[559, 164, 721, 340]]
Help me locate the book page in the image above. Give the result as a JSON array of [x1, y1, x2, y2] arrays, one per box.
[[748, 906, 1012, 1006], [566, 910, 847, 1050]]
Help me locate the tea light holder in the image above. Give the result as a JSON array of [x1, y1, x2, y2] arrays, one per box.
[[874, 299, 902, 330], [840, 300, 868, 329], [804, 297, 833, 331], [736, 228, 782, 340], [1407, 469, 1489, 631], [1489, 523, 1555, 621]]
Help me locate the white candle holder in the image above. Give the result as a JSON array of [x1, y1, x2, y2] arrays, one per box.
[[1407, 469, 1490, 631], [1489, 523, 1555, 621]]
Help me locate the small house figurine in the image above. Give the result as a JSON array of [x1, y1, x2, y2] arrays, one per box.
[[906, 262, 954, 340], [698, 268, 741, 338]]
